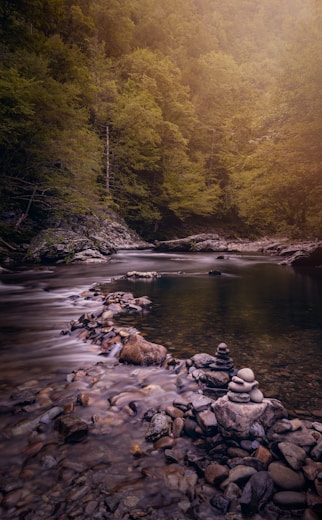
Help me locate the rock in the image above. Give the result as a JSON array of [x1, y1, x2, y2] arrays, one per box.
[[55, 414, 89, 442], [200, 370, 230, 388], [220, 465, 257, 489], [285, 243, 322, 268], [196, 410, 218, 435], [213, 395, 287, 439], [118, 334, 167, 365], [210, 493, 230, 514], [237, 368, 255, 382], [204, 462, 229, 485], [311, 437, 322, 461], [253, 445, 273, 466], [145, 413, 172, 442], [125, 271, 158, 279], [191, 353, 217, 368], [278, 441, 307, 470], [240, 471, 274, 514], [268, 461, 306, 490], [273, 491, 307, 509], [189, 394, 214, 413]]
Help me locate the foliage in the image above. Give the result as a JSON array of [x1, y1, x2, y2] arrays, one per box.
[[0, 0, 321, 239]]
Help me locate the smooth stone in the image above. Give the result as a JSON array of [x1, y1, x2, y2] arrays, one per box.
[[278, 441, 307, 470], [268, 461, 306, 490], [220, 465, 257, 489], [227, 391, 250, 403], [273, 491, 307, 508], [250, 388, 264, 403], [118, 334, 167, 366], [237, 368, 255, 382], [229, 380, 254, 393]]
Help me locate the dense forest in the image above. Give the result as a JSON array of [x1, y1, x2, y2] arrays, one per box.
[[1, 0, 322, 241]]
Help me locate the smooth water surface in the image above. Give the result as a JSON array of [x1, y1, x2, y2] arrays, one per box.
[[1, 250, 322, 415]]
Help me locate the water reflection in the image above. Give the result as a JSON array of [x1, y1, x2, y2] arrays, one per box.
[[1, 251, 322, 415]]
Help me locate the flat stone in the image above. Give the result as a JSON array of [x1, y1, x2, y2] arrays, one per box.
[[229, 380, 254, 393], [227, 391, 250, 403], [220, 465, 257, 489], [268, 461, 306, 490], [189, 393, 213, 413], [278, 441, 307, 470], [237, 368, 255, 382], [273, 491, 307, 509], [201, 370, 230, 388]]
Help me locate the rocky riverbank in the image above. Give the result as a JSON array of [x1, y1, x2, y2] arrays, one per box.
[[154, 234, 322, 269], [1, 286, 321, 520]]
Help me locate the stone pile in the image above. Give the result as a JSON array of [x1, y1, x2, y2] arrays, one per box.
[[63, 289, 168, 365], [188, 343, 234, 395], [227, 367, 264, 403], [210, 342, 234, 372]]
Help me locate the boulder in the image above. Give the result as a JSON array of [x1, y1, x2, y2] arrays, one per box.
[[118, 334, 167, 366], [213, 395, 287, 439]]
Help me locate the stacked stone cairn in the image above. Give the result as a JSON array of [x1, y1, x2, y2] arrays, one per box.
[[227, 367, 264, 403], [210, 342, 234, 372]]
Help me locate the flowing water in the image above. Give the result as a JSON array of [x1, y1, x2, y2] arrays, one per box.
[[1, 249, 322, 415], [1, 250, 322, 518]]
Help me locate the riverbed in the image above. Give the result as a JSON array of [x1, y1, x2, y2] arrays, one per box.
[[1, 250, 321, 416]]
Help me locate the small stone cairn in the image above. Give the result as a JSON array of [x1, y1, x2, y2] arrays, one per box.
[[209, 342, 234, 372], [227, 367, 264, 403]]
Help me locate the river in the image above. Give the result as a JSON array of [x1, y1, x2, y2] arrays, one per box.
[[1, 249, 322, 416]]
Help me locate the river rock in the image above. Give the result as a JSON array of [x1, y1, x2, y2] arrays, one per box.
[[200, 370, 230, 388], [213, 395, 287, 439], [278, 441, 307, 470], [311, 437, 322, 461], [268, 461, 306, 490], [196, 409, 218, 435], [220, 464, 257, 489], [55, 414, 89, 442], [118, 334, 167, 365], [145, 413, 172, 442], [204, 462, 229, 485], [191, 353, 217, 368], [209, 342, 234, 372], [273, 491, 307, 509], [240, 470, 274, 514]]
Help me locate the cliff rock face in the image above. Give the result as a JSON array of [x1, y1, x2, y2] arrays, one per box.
[[25, 210, 151, 264]]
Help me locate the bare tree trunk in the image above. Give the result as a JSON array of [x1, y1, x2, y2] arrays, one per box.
[[15, 186, 37, 229], [106, 125, 110, 195]]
